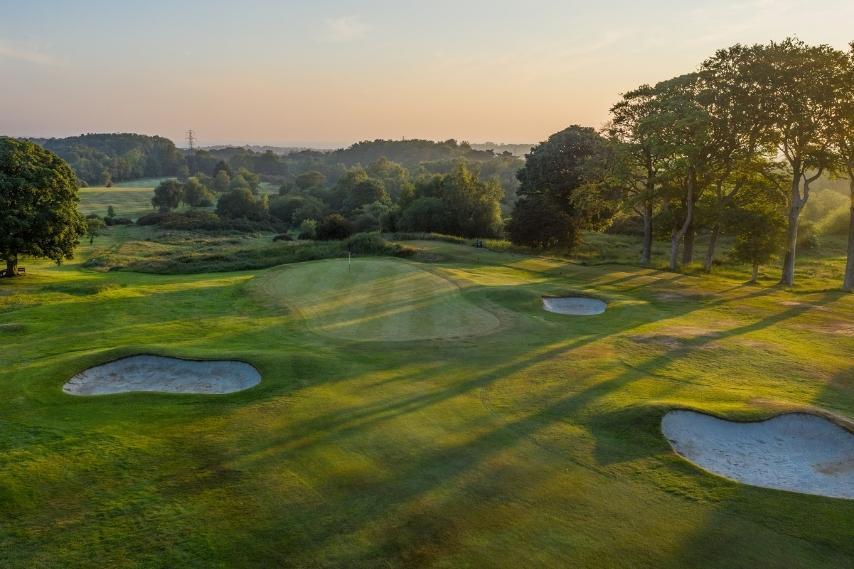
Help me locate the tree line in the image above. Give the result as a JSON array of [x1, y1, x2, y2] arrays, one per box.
[[509, 38, 854, 290], [147, 156, 505, 240]]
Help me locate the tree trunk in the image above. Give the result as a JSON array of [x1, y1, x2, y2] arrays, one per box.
[[780, 171, 804, 287], [844, 176, 854, 292], [704, 224, 720, 273], [682, 222, 695, 266], [669, 176, 695, 272], [641, 201, 653, 265], [750, 262, 759, 284], [4, 256, 18, 278]]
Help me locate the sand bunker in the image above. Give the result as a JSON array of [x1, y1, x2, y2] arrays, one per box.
[[662, 410, 854, 499], [64, 355, 261, 395], [542, 296, 606, 316]]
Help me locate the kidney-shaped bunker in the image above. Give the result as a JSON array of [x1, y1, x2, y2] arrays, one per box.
[[64, 355, 261, 395], [542, 296, 606, 316], [662, 410, 854, 499]]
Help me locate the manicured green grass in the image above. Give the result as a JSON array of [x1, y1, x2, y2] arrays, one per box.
[[252, 257, 500, 341], [0, 236, 852, 568]]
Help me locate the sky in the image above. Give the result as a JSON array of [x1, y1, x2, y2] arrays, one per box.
[[1, 0, 853, 148]]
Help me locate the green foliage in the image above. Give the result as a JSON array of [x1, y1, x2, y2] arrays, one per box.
[[212, 170, 230, 193], [85, 216, 106, 244], [509, 126, 607, 249], [182, 177, 215, 208], [32, 133, 184, 185], [298, 218, 318, 240], [216, 189, 269, 221], [151, 179, 184, 212], [295, 170, 327, 190], [399, 163, 503, 237], [0, 137, 87, 274], [315, 213, 355, 241], [345, 178, 390, 212], [724, 199, 786, 279]]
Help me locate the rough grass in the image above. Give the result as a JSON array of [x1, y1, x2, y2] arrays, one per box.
[[78, 186, 157, 220], [84, 227, 412, 274], [0, 235, 851, 568]]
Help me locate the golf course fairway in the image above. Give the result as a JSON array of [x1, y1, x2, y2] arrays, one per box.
[[0, 238, 852, 568]]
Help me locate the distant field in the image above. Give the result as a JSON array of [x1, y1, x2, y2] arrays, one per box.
[[78, 186, 155, 219], [113, 177, 175, 188]]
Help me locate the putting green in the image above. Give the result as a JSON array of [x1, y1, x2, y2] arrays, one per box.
[[252, 257, 501, 341]]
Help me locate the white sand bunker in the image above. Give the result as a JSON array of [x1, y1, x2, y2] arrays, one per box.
[[662, 410, 854, 499], [542, 296, 606, 316], [64, 355, 261, 395]]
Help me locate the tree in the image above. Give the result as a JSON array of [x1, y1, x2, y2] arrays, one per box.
[[151, 180, 183, 212], [835, 43, 854, 291], [511, 126, 608, 250], [315, 213, 355, 240], [295, 171, 327, 191], [507, 194, 578, 249], [212, 160, 231, 178], [400, 197, 446, 233], [85, 216, 106, 244], [212, 170, 230, 193], [216, 189, 268, 220], [228, 173, 252, 193], [606, 96, 672, 264], [298, 218, 317, 240], [182, 177, 215, 207], [366, 157, 414, 201], [746, 39, 848, 285], [0, 137, 87, 277], [236, 167, 260, 193], [345, 178, 389, 212], [725, 198, 786, 283]]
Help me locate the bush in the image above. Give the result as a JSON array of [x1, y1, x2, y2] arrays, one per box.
[[104, 216, 133, 226], [346, 232, 387, 254], [137, 210, 282, 232], [815, 205, 850, 236], [315, 214, 355, 241], [797, 220, 821, 250], [216, 189, 269, 221], [298, 218, 317, 240], [273, 233, 293, 242]]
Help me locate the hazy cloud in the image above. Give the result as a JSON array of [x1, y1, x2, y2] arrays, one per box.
[[320, 16, 369, 43], [0, 39, 59, 65]]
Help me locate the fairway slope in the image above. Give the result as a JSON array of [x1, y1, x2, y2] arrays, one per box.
[[252, 257, 500, 341]]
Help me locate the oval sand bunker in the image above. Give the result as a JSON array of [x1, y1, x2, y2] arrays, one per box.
[[662, 410, 854, 499], [542, 296, 606, 316], [64, 355, 261, 395]]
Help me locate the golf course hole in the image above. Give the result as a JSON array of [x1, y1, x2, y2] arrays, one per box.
[[542, 296, 606, 316], [63, 355, 261, 395], [662, 410, 854, 499], [252, 258, 500, 342]]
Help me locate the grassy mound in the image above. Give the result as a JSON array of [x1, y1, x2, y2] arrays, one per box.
[[251, 257, 501, 341]]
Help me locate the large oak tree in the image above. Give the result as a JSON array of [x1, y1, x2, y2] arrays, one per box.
[[0, 137, 86, 277]]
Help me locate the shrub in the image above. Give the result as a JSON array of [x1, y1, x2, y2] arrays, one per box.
[[273, 233, 293, 242], [796, 220, 821, 250], [216, 189, 269, 221], [815, 205, 850, 236], [316, 214, 355, 241], [104, 216, 133, 226], [298, 218, 317, 240]]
